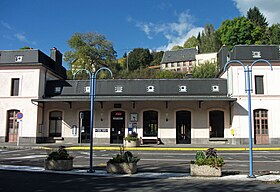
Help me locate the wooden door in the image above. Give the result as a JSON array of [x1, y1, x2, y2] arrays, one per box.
[[7, 110, 19, 142], [254, 109, 269, 144]]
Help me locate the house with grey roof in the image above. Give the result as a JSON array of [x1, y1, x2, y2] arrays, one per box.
[[160, 48, 197, 73]]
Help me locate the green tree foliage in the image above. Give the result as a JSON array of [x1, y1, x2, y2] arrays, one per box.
[[171, 45, 184, 50], [150, 51, 164, 66], [267, 24, 280, 44], [192, 62, 218, 78], [64, 32, 117, 74], [197, 24, 221, 53], [154, 70, 184, 78], [20, 46, 32, 50], [247, 6, 268, 27], [127, 48, 152, 71], [218, 17, 262, 49], [183, 36, 199, 48]]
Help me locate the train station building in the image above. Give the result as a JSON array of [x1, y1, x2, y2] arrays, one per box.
[[0, 45, 279, 145]]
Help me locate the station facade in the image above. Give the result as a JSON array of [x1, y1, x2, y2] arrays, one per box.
[[0, 45, 280, 145]]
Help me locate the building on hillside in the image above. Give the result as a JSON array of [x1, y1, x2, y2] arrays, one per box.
[[195, 52, 217, 66], [160, 48, 218, 73], [160, 48, 197, 73], [0, 45, 280, 145]]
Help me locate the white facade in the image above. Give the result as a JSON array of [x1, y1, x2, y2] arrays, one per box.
[[221, 63, 280, 144], [1, 46, 280, 145], [195, 52, 217, 66]]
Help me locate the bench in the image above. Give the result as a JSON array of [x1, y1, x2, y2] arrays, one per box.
[[209, 138, 228, 144], [53, 137, 64, 143]]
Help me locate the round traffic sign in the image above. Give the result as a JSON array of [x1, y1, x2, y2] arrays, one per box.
[[17, 112, 23, 119]]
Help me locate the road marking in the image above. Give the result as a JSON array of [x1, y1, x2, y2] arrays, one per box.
[[4, 155, 46, 160], [0, 149, 31, 154]]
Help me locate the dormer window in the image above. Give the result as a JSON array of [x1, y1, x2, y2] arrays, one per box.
[[54, 87, 61, 93], [15, 56, 23, 62]]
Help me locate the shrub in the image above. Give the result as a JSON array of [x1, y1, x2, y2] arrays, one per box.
[[124, 132, 139, 142], [47, 146, 74, 160], [108, 146, 140, 164], [192, 148, 224, 168]]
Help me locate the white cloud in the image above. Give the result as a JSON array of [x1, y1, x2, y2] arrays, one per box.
[[233, 0, 280, 25], [133, 11, 203, 51], [0, 20, 36, 45], [14, 33, 28, 42], [1, 20, 14, 30]]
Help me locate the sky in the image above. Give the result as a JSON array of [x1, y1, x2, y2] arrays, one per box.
[[1, 0, 280, 69]]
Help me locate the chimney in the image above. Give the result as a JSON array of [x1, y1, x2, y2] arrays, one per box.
[[50, 47, 62, 66]]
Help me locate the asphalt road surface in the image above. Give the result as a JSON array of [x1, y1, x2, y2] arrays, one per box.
[[0, 148, 280, 175], [1, 169, 280, 192]]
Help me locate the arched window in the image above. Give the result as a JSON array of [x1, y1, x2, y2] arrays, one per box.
[[143, 110, 158, 137], [49, 111, 62, 137]]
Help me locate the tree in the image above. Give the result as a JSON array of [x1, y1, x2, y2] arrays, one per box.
[[150, 51, 164, 66], [64, 32, 117, 74], [192, 62, 218, 78], [217, 17, 261, 49], [171, 45, 184, 50], [198, 24, 221, 53], [183, 36, 199, 48], [268, 24, 280, 44], [247, 6, 268, 27], [127, 48, 152, 71]]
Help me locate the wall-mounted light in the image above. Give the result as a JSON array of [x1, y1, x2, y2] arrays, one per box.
[[165, 112, 168, 121], [199, 100, 204, 108]]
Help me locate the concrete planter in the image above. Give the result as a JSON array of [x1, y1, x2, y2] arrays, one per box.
[[124, 140, 140, 147], [106, 162, 137, 174], [190, 164, 222, 177], [44, 159, 73, 171]]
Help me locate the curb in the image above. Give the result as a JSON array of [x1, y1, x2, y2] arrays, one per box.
[[0, 164, 279, 181], [2, 145, 280, 151], [64, 146, 280, 151]]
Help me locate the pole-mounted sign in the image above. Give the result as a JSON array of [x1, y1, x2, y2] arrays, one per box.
[[17, 112, 23, 119]]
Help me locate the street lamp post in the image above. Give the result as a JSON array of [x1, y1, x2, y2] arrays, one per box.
[[224, 59, 272, 178], [74, 67, 113, 173]]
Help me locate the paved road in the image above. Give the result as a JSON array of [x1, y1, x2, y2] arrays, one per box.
[[0, 169, 279, 192], [1, 148, 280, 174]]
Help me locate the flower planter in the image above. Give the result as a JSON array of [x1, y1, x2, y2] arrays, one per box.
[[44, 159, 73, 171], [124, 140, 140, 147], [190, 164, 222, 177], [106, 162, 137, 174]]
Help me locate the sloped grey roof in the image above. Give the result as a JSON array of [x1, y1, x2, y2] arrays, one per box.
[[160, 48, 198, 63], [34, 79, 236, 102]]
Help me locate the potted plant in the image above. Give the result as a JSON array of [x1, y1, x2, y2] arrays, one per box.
[[44, 146, 74, 171], [124, 132, 140, 147], [190, 148, 225, 177], [106, 146, 140, 174]]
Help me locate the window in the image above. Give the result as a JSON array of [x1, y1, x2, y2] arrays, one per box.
[[11, 78, 20, 96], [255, 76, 264, 94], [49, 111, 62, 137], [143, 110, 158, 137]]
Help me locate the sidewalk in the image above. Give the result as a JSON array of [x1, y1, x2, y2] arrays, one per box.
[[0, 164, 279, 182]]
